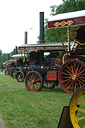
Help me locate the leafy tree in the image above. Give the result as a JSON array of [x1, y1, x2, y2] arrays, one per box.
[[0, 50, 2, 56], [45, 0, 85, 43]]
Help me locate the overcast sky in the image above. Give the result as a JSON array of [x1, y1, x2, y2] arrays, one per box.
[[0, 0, 63, 53]]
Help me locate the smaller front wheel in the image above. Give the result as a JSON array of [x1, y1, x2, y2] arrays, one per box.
[[11, 70, 17, 79], [43, 81, 58, 89], [16, 71, 24, 82], [25, 71, 43, 91]]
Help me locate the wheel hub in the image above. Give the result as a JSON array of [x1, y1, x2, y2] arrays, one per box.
[[72, 75, 77, 80], [31, 80, 34, 84], [18, 75, 21, 78]]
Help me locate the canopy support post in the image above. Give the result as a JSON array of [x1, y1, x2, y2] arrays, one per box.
[[67, 27, 70, 51], [53, 28, 66, 51], [23, 49, 25, 62]]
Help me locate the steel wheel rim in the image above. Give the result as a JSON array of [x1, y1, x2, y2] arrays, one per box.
[[59, 60, 85, 94], [5, 70, 8, 75], [69, 86, 85, 128], [25, 71, 43, 91]]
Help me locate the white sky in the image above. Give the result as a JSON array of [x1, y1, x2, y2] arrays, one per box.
[[0, 0, 62, 53]]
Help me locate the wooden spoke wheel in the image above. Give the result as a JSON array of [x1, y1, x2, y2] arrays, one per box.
[[11, 70, 16, 79], [9, 70, 12, 76], [25, 71, 43, 91], [16, 71, 24, 82], [59, 60, 85, 94], [69, 85, 85, 128], [43, 82, 56, 89], [5, 70, 8, 75]]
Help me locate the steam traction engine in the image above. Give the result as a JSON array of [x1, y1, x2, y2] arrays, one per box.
[[48, 10, 85, 94], [18, 43, 67, 91], [47, 10, 85, 128], [3, 60, 16, 77], [3, 54, 25, 81]]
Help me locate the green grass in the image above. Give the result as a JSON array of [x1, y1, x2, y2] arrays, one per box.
[[0, 74, 72, 128]]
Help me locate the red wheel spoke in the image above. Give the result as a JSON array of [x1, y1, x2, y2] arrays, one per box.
[[30, 74, 33, 80], [28, 83, 31, 87], [79, 78, 85, 82], [75, 63, 80, 74], [33, 73, 37, 81], [78, 65, 83, 73], [35, 78, 41, 82], [32, 73, 35, 80], [78, 70, 85, 76], [76, 81, 79, 88], [29, 74, 32, 80], [62, 78, 71, 82], [79, 76, 85, 79], [65, 79, 72, 87], [66, 65, 72, 73], [73, 62, 76, 73], [33, 85, 36, 90], [71, 64, 74, 74], [36, 83, 40, 88], [77, 79, 85, 85], [28, 77, 31, 81], [71, 81, 74, 91], [63, 76, 71, 79], [78, 82, 82, 87], [65, 69, 72, 75], [74, 82, 77, 91], [66, 82, 72, 89], [79, 73, 85, 76], [61, 72, 69, 76]]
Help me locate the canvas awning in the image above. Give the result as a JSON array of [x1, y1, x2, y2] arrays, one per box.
[[48, 10, 85, 28]]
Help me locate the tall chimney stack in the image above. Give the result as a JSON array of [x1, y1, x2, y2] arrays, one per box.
[[39, 12, 45, 43], [24, 31, 28, 44]]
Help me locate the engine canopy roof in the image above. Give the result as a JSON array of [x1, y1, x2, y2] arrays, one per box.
[[48, 10, 85, 28]]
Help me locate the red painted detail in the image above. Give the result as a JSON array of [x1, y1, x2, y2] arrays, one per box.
[[48, 16, 85, 28], [47, 71, 58, 81]]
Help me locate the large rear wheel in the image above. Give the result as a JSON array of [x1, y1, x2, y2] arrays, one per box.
[[25, 71, 43, 91], [69, 85, 85, 128], [59, 60, 85, 94]]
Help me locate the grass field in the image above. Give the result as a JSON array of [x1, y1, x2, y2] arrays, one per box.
[[0, 73, 72, 128]]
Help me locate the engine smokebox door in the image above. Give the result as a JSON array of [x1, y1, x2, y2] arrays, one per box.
[[47, 71, 58, 81]]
